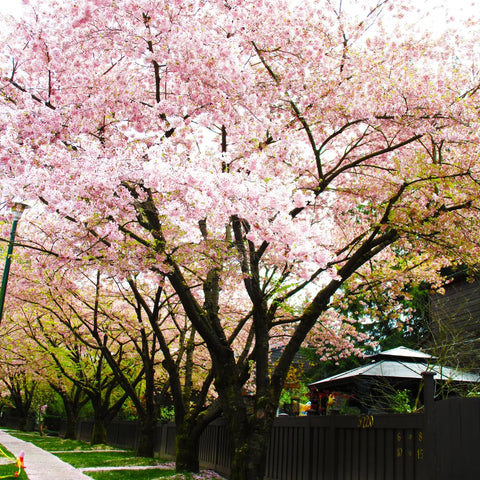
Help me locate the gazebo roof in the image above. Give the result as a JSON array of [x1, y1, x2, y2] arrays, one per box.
[[366, 346, 433, 362], [309, 347, 480, 390]]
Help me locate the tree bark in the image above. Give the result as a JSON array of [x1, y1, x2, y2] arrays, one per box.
[[64, 418, 77, 440], [222, 394, 277, 480], [136, 412, 157, 457], [91, 416, 107, 445], [53, 385, 88, 440], [229, 423, 273, 480], [175, 425, 200, 472], [63, 402, 78, 440]]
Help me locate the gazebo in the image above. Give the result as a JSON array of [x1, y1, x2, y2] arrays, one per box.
[[308, 346, 480, 414]]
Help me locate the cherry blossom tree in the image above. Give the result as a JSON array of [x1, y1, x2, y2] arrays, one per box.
[[13, 261, 159, 452], [7, 221, 223, 466], [0, 280, 91, 436], [2, 1, 480, 479], [5, 261, 140, 443], [0, 319, 42, 431], [13, 301, 90, 439], [24, 309, 129, 443], [125, 276, 222, 471]]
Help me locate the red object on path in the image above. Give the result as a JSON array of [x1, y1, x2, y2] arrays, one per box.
[[14, 451, 26, 477]]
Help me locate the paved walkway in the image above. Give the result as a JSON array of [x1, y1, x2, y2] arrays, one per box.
[[0, 429, 93, 480]]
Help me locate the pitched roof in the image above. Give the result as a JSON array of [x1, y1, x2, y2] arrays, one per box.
[[367, 346, 432, 361], [309, 347, 480, 389]]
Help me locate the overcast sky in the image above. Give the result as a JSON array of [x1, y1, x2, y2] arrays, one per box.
[[0, 0, 25, 16], [0, 0, 475, 20], [0, 0, 476, 25], [0, 0, 477, 41]]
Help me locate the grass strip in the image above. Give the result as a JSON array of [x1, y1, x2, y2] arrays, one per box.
[[7, 430, 176, 480], [0, 445, 27, 480], [9, 432, 118, 453], [6, 431, 224, 480], [87, 469, 176, 480], [55, 450, 167, 468]]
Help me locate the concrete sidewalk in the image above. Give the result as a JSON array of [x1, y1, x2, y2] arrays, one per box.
[[0, 429, 93, 480]]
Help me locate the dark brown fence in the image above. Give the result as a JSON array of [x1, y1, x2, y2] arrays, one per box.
[[76, 412, 425, 480], [5, 373, 480, 479], [266, 414, 425, 480], [428, 397, 480, 480], [67, 377, 480, 480]]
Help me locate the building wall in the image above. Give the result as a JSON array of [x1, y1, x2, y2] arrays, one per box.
[[429, 279, 480, 369]]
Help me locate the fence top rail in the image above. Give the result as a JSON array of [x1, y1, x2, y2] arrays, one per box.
[[76, 412, 426, 434], [198, 413, 425, 430]]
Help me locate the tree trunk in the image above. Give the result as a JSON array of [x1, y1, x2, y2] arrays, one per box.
[[175, 420, 201, 473], [230, 436, 268, 480], [91, 417, 107, 445], [136, 413, 157, 457], [227, 408, 276, 480], [214, 353, 277, 480], [63, 410, 77, 440], [18, 415, 28, 432], [61, 399, 79, 440], [11, 395, 29, 432]]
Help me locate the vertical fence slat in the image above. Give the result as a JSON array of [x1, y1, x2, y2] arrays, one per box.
[[375, 427, 384, 480]]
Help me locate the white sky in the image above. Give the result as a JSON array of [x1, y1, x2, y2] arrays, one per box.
[[0, 0, 475, 12], [0, 0, 25, 16], [0, 0, 476, 22]]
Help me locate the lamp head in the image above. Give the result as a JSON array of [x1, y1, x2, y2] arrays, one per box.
[[11, 201, 29, 221]]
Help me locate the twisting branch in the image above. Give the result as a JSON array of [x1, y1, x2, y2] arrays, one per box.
[[251, 41, 324, 180]]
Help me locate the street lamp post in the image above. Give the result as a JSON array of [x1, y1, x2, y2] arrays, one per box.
[[0, 202, 29, 324]]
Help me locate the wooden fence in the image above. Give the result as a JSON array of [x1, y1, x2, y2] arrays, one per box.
[[267, 414, 424, 480], [76, 412, 425, 480], [75, 393, 480, 480], [428, 397, 480, 480], [5, 372, 479, 480]]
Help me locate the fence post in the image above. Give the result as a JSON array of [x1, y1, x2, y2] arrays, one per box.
[[422, 371, 435, 480]]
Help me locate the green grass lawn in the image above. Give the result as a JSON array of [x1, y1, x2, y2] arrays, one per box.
[[87, 469, 179, 480], [6, 430, 177, 480], [9, 432, 120, 453], [5, 430, 223, 480], [0, 445, 28, 480], [0, 462, 28, 480], [56, 450, 167, 468]]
